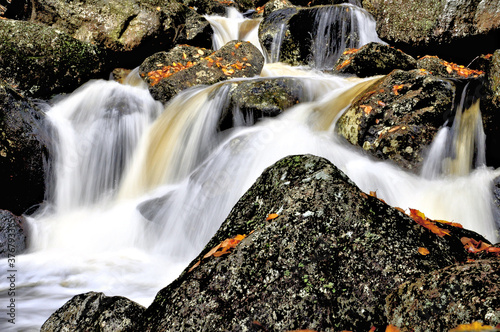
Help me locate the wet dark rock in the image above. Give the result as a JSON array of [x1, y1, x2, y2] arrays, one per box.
[[0, 210, 28, 258], [289, 0, 359, 5], [0, 0, 31, 20], [386, 259, 500, 331], [41, 292, 145, 332], [334, 42, 417, 77], [263, 0, 294, 17], [259, 5, 366, 68], [30, 0, 213, 68], [0, 81, 51, 215], [0, 19, 111, 99], [141, 40, 264, 103], [362, 0, 500, 65], [138, 154, 469, 331], [481, 50, 500, 168], [337, 69, 456, 171], [180, 0, 233, 15], [217, 77, 305, 130], [417, 55, 485, 79]]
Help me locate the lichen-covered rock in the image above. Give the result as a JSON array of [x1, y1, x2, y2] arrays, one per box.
[[217, 77, 305, 130], [337, 69, 456, 171], [263, 0, 294, 17], [180, 0, 234, 15], [386, 259, 500, 332], [41, 292, 145, 332], [30, 0, 213, 68], [362, 0, 500, 64], [0, 81, 51, 215], [417, 55, 485, 79], [0, 19, 110, 98], [259, 5, 376, 68], [0, 210, 27, 258], [139, 154, 469, 331], [481, 50, 500, 168], [335, 42, 417, 77], [141, 40, 264, 103]]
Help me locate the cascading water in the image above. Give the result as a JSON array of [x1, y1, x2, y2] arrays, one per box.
[[1, 5, 499, 331]]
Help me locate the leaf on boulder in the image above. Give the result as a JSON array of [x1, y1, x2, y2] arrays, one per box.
[[450, 321, 497, 331], [266, 213, 279, 221], [409, 208, 450, 237], [418, 247, 430, 255]]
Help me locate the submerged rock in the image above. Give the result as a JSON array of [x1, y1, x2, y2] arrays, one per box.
[[386, 259, 500, 331], [0, 210, 28, 258], [30, 0, 213, 68], [138, 154, 469, 331], [0, 81, 51, 215], [141, 40, 264, 103], [0, 19, 110, 99], [41, 292, 145, 332], [334, 42, 417, 77], [337, 69, 456, 171], [362, 0, 500, 64], [217, 77, 305, 130]]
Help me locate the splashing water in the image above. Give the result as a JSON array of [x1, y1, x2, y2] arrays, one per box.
[[1, 5, 499, 332]]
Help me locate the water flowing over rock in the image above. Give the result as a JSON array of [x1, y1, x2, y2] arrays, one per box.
[[0, 210, 27, 258], [334, 42, 417, 77], [362, 0, 500, 64], [30, 0, 213, 68], [218, 77, 305, 130], [259, 4, 382, 68], [0, 19, 110, 98], [137, 155, 470, 331], [140, 40, 264, 103], [41, 292, 145, 332], [386, 259, 500, 331], [337, 69, 456, 171], [0, 81, 50, 214]]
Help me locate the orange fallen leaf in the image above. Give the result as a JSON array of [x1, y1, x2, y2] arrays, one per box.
[[418, 247, 430, 255], [392, 84, 403, 95], [450, 321, 495, 331], [409, 208, 450, 237], [360, 105, 372, 115], [266, 213, 279, 221], [336, 59, 351, 70], [368, 327, 376, 332], [188, 260, 201, 272], [386, 325, 400, 332]]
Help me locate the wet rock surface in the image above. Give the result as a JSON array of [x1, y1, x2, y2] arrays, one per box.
[[41, 292, 146, 332], [334, 42, 417, 77], [337, 69, 456, 171], [138, 154, 470, 331], [30, 0, 213, 68], [140, 40, 264, 103], [362, 0, 500, 64], [0, 210, 27, 258], [0, 19, 111, 99], [0, 81, 51, 215], [386, 259, 500, 332], [482, 50, 500, 168]]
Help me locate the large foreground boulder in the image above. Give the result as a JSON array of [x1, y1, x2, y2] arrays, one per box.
[[386, 259, 500, 331], [139, 154, 470, 331], [0, 19, 110, 98], [30, 0, 213, 68], [0, 81, 50, 214], [41, 292, 146, 332], [362, 0, 500, 64], [336, 69, 456, 171], [0, 210, 28, 258]]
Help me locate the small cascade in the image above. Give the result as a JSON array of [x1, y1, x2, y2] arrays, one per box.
[[421, 83, 486, 179], [205, 7, 262, 52], [310, 4, 385, 69], [46, 80, 163, 212]]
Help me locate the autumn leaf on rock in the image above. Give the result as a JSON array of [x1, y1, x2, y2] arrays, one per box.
[[409, 208, 450, 237], [189, 234, 247, 272], [418, 247, 430, 255], [385, 325, 400, 332], [266, 213, 279, 221], [461, 237, 500, 256], [450, 321, 497, 331], [360, 105, 372, 115]]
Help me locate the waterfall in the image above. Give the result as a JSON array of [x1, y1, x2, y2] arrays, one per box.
[[1, 5, 499, 332]]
